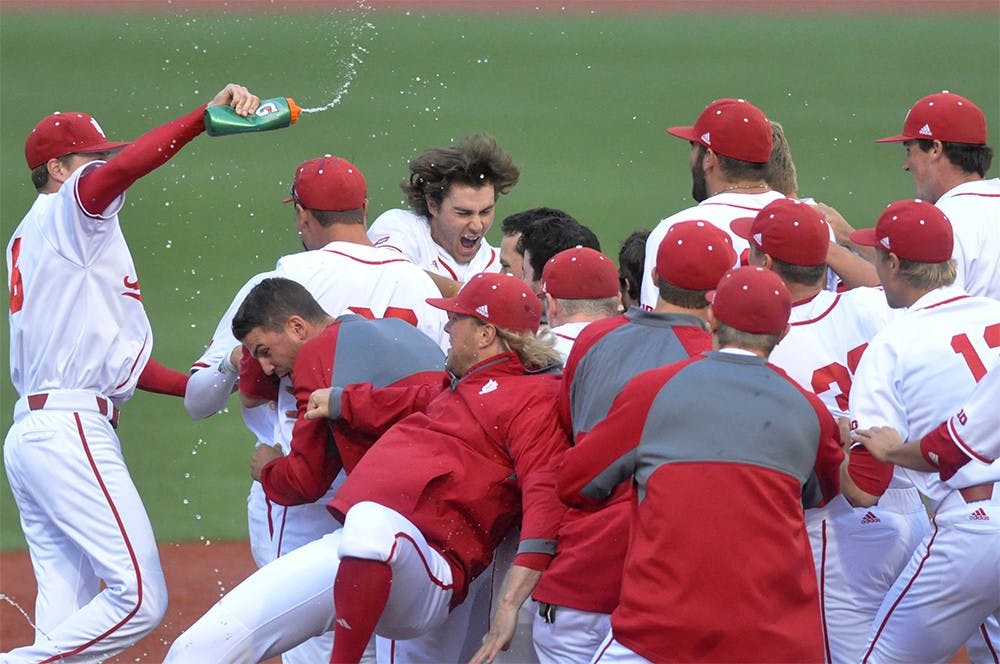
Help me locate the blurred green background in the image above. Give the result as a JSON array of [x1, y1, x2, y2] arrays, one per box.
[[1, 4, 997, 550]]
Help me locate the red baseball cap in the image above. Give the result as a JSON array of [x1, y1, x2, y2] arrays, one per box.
[[541, 246, 619, 300], [667, 98, 773, 164], [427, 272, 542, 334], [850, 199, 954, 263], [283, 155, 367, 211], [708, 266, 791, 335], [876, 92, 988, 145], [730, 198, 829, 267], [24, 112, 130, 170], [656, 220, 738, 291]]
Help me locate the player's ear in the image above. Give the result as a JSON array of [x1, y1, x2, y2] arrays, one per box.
[[286, 315, 307, 339]]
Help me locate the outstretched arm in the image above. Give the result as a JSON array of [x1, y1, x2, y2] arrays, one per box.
[[468, 565, 541, 664]]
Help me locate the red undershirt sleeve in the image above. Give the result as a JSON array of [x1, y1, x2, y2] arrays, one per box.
[[137, 357, 189, 397], [77, 105, 207, 216]]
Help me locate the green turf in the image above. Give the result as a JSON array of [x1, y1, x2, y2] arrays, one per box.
[[1, 7, 997, 550]]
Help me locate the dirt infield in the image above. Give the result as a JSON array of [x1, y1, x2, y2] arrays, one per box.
[[0, 540, 283, 662]]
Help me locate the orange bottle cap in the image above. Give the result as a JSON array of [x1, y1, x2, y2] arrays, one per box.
[[286, 97, 302, 125]]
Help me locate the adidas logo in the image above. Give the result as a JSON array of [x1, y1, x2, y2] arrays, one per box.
[[336, 618, 352, 629], [479, 379, 499, 395], [969, 508, 989, 521], [476, 304, 489, 318], [701, 132, 711, 145], [861, 511, 881, 524], [918, 123, 932, 137]]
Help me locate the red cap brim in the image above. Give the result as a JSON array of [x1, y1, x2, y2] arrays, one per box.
[[666, 126, 699, 143], [875, 133, 909, 143], [729, 217, 755, 240], [849, 228, 879, 247], [281, 196, 294, 204], [426, 296, 475, 318]]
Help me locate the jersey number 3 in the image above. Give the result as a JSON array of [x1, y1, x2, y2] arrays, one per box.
[[951, 323, 1000, 382], [8, 237, 23, 314]]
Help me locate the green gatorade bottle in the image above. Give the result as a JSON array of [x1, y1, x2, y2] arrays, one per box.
[[204, 97, 302, 136]]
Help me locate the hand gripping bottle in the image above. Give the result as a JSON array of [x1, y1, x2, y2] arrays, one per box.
[[204, 97, 302, 136]]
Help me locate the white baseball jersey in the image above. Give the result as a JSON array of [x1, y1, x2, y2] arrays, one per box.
[[368, 208, 501, 282], [548, 321, 593, 363], [768, 286, 918, 664], [640, 190, 785, 309], [942, 360, 1000, 488], [8, 161, 150, 402], [850, 285, 1000, 512], [936, 178, 1000, 300]]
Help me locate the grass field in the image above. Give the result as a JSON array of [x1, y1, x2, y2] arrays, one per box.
[[1, 4, 997, 550]]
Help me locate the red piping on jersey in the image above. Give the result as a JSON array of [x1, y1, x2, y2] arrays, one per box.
[[275, 505, 288, 557], [122, 292, 143, 302], [438, 259, 459, 281], [320, 249, 412, 267], [862, 518, 940, 663], [593, 635, 615, 662], [553, 332, 578, 342], [975, 622, 999, 663], [950, 192, 1000, 199], [115, 336, 150, 390], [820, 519, 832, 664], [916, 294, 970, 312], [484, 248, 497, 270], [791, 293, 841, 326], [948, 418, 994, 464], [190, 362, 211, 370], [388, 532, 455, 592], [39, 414, 145, 663]]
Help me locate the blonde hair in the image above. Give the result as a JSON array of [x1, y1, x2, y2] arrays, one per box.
[[496, 327, 563, 370], [766, 121, 799, 196], [898, 257, 957, 290]]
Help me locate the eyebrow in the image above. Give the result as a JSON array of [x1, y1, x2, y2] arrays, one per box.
[[253, 344, 267, 357]]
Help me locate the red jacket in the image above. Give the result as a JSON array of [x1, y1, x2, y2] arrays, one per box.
[[328, 352, 569, 606]]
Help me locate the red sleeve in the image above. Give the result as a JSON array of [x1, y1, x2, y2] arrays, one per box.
[[920, 422, 971, 482], [77, 106, 207, 216], [339, 378, 444, 437], [847, 445, 895, 496], [259, 336, 343, 506], [137, 357, 189, 397], [238, 345, 280, 402], [506, 380, 571, 570], [807, 394, 845, 507]]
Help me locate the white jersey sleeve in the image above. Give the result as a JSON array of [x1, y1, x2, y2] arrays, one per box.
[[945, 361, 1000, 466], [185, 270, 276, 419], [935, 178, 1000, 300]]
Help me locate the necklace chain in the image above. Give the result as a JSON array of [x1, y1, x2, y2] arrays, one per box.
[[717, 182, 771, 194]]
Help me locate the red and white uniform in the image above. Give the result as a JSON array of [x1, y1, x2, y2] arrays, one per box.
[[930, 361, 1000, 486], [165, 354, 569, 663], [4, 105, 208, 662], [369, 208, 500, 282], [640, 190, 785, 309], [547, 321, 592, 363], [850, 286, 1000, 662], [936, 178, 1000, 300], [768, 287, 926, 664]]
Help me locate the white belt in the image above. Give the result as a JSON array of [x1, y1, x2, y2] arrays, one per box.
[[15, 389, 120, 428]]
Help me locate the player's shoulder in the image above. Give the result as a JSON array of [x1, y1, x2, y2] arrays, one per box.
[[369, 209, 427, 236]]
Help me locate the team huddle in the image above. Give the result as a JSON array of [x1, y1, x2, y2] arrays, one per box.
[[4, 83, 999, 664]]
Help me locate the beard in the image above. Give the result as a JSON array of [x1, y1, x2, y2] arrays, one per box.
[[691, 164, 708, 202]]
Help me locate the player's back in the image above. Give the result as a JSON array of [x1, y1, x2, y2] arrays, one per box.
[[769, 287, 893, 420], [936, 178, 1000, 299], [275, 240, 447, 350]]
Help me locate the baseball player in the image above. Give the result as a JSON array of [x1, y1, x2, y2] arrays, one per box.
[[559, 266, 844, 663], [846, 199, 1000, 662], [731, 198, 920, 663], [165, 273, 569, 664], [640, 97, 785, 309], [616, 228, 649, 311], [184, 155, 447, 664], [3, 84, 260, 662], [496, 222, 735, 664], [499, 207, 577, 279], [517, 215, 601, 295], [368, 134, 518, 294], [539, 246, 620, 361], [877, 91, 999, 299]]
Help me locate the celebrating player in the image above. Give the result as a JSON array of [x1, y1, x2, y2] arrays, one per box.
[[640, 97, 785, 309], [560, 266, 843, 662], [517, 215, 601, 294], [165, 273, 570, 664], [498, 207, 577, 280], [847, 199, 1000, 661], [877, 91, 999, 299], [4, 84, 259, 662], [368, 134, 519, 295]]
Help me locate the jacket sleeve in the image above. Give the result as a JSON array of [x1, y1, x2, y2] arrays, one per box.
[[336, 376, 445, 437], [260, 339, 343, 505]]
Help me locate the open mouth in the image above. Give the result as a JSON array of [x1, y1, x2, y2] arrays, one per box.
[[460, 235, 481, 251]]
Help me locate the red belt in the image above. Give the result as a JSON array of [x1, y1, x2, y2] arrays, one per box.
[[959, 484, 994, 503], [26, 392, 120, 429]]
